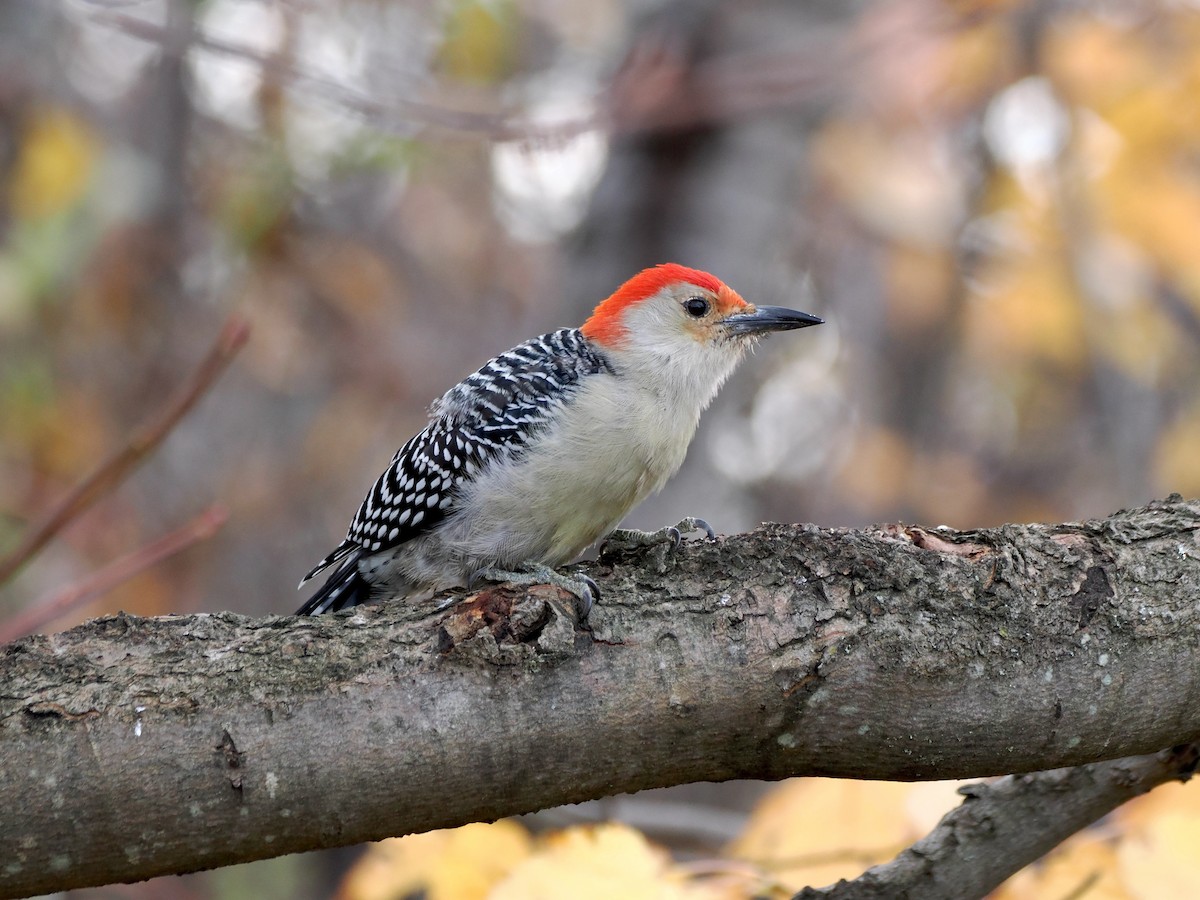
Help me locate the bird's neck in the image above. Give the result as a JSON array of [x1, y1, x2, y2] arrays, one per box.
[[595, 337, 744, 420]]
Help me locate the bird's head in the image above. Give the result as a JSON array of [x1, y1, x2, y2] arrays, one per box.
[[580, 263, 823, 405], [581, 263, 822, 360]]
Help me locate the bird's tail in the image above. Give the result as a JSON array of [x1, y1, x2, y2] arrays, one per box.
[[297, 545, 370, 615]]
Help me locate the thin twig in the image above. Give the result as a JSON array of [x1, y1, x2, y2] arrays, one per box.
[[0, 316, 249, 586], [0, 505, 227, 644], [84, 7, 843, 143], [81, 3, 983, 144]]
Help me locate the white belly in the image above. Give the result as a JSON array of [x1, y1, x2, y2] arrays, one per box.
[[441, 373, 701, 568]]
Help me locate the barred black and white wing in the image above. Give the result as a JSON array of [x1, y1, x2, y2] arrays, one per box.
[[297, 329, 611, 614]]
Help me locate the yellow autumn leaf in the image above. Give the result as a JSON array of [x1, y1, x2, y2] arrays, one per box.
[[1185, 26, 1200, 101], [1155, 408, 1200, 498], [904, 780, 972, 836], [1086, 302, 1174, 387], [935, 19, 1014, 112], [1111, 778, 1200, 898], [727, 779, 917, 892], [438, 0, 517, 83], [992, 833, 1129, 900], [1114, 776, 1200, 831], [10, 106, 97, 220], [833, 426, 913, 511], [883, 245, 956, 334], [29, 385, 114, 478], [490, 823, 721, 900], [336, 820, 532, 900], [811, 119, 961, 246], [1042, 17, 1151, 109], [1104, 85, 1199, 157], [966, 251, 1087, 369], [909, 450, 988, 526], [1100, 163, 1200, 281], [1118, 812, 1200, 900], [296, 237, 398, 320]]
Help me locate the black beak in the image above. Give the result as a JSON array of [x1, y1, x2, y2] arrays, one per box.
[[723, 306, 824, 337]]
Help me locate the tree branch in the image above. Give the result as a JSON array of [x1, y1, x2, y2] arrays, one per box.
[[796, 743, 1200, 900], [2, 496, 1199, 898], [0, 505, 227, 645], [0, 316, 248, 586]]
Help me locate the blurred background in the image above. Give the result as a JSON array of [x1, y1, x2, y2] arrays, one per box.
[[2, 0, 1200, 897]]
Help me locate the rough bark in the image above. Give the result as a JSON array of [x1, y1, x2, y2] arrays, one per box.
[[2, 496, 1199, 898]]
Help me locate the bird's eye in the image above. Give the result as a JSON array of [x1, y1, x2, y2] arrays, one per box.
[[683, 297, 710, 318]]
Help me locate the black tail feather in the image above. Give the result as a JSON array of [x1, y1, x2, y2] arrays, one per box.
[[296, 552, 370, 615], [299, 539, 358, 587]]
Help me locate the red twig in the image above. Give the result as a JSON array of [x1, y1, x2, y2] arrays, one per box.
[[0, 505, 227, 644], [0, 316, 250, 586]]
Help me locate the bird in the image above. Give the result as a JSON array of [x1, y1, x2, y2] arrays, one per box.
[[297, 263, 823, 616]]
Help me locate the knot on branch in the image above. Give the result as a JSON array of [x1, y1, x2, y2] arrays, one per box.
[[436, 585, 585, 665], [217, 727, 247, 793]]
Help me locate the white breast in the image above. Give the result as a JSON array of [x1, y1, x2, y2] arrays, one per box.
[[441, 370, 702, 567]]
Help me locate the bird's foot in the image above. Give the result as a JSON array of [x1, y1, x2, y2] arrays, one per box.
[[602, 517, 716, 555], [475, 563, 599, 622]]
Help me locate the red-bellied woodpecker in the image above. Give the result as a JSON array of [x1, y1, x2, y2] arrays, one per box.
[[297, 263, 822, 616]]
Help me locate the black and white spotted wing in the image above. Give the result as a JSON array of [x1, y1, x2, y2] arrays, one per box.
[[298, 329, 612, 604]]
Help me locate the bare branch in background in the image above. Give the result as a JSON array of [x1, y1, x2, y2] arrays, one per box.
[[0, 316, 249, 587], [83, 6, 854, 142], [0, 505, 227, 644]]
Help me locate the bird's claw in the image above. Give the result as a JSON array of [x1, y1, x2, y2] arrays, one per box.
[[575, 574, 600, 618], [476, 564, 597, 624], [601, 517, 716, 555], [674, 517, 716, 541]]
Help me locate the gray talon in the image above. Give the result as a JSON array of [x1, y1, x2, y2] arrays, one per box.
[[676, 517, 715, 540], [603, 517, 715, 556], [576, 574, 599, 617]]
